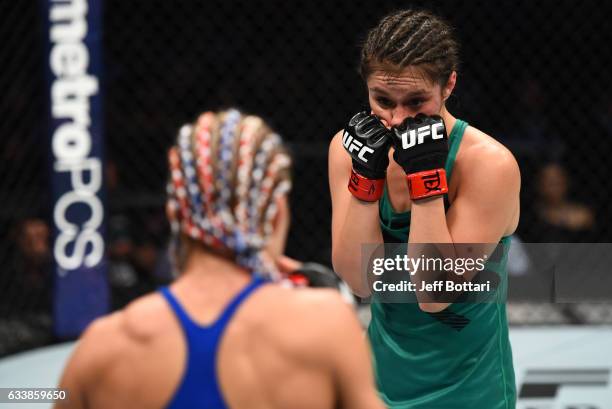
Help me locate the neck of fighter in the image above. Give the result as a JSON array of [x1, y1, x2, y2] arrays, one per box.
[[439, 104, 457, 135], [180, 243, 251, 282]]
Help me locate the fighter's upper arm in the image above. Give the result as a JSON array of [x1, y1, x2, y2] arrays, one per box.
[[418, 140, 520, 313], [328, 130, 353, 254], [446, 144, 520, 243]]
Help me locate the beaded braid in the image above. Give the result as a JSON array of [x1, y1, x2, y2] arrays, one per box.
[[233, 116, 258, 248], [166, 109, 292, 281], [178, 123, 223, 248], [215, 109, 242, 248], [192, 113, 225, 247], [252, 134, 284, 233]]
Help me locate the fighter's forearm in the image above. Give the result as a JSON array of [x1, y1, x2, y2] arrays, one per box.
[[407, 197, 456, 311], [332, 197, 383, 297], [408, 197, 452, 244]]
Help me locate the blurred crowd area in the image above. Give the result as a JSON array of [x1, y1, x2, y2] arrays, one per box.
[[1, 0, 611, 356]]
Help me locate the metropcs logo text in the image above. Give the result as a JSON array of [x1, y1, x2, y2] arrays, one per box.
[[343, 131, 374, 162], [399, 123, 444, 149], [50, 0, 103, 273]]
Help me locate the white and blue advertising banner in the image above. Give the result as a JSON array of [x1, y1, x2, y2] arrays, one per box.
[[44, 0, 107, 338]]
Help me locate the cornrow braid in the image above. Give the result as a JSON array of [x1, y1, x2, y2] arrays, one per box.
[[166, 109, 292, 281], [360, 9, 459, 85], [179, 123, 224, 247], [248, 132, 281, 236], [215, 109, 242, 247], [193, 112, 226, 246]]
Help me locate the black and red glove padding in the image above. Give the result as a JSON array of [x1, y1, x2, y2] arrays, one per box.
[[289, 262, 342, 289], [391, 114, 450, 200], [343, 112, 392, 202]]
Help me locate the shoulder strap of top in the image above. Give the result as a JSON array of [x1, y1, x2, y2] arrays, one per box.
[[214, 276, 266, 329], [160, 286, 192, 328], [159, 276, 267, 331]]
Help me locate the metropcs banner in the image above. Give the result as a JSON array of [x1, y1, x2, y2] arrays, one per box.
[[45, 0, 107, 337]]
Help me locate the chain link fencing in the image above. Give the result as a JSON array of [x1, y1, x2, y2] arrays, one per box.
[[1, 0, 611, 355]]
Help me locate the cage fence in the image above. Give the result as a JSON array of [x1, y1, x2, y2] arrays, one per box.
[[1, 0, 611, 355]]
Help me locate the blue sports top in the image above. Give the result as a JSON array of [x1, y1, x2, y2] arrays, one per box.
[[160, 276, 267, 409]]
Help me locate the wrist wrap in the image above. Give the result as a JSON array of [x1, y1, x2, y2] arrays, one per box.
[[406, 169, 448, 200], [348, 168, 385, 202]]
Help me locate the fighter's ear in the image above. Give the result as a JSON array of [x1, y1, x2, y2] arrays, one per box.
[[443, 71, 457, 101]]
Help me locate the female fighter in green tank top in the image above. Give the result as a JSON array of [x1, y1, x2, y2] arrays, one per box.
[[328, 9, 520, 409], [370, 119, 516, 409]]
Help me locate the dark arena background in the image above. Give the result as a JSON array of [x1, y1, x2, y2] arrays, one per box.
[[1, 1, 612, 407]]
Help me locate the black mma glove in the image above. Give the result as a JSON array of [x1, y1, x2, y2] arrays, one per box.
[[288, 262, 355, 304], [343, 112, 392, 202], [391, 114, 450, 200], [291, 263, 341, 288]]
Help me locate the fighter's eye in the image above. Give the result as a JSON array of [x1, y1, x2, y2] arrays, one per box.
[[407, 98, 425, 107], [376, 97, 394, 108]]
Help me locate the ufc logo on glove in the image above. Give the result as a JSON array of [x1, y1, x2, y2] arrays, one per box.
[[343, 131, 374, 162], [399, 123, 444, 149], [391, 114, 449, 201]]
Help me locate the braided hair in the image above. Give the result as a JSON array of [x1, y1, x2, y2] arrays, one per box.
[[166, 109, 292, 281], [360, 9, 459, 85]]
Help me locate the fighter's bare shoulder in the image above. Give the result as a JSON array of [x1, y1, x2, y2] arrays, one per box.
[[78, 293, 172, 357], [67, 311, 130, 379], [329, 129, 349, 165], [253, 285, 360, 353], [259, 284, 356, 327], [457, 124, 520, 185]]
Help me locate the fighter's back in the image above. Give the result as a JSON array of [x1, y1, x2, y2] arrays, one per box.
[[55, 108, 384, 409], [56, 276, 380, 409]]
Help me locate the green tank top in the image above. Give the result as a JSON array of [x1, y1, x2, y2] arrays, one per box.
[[370, 119, 516, 408]]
